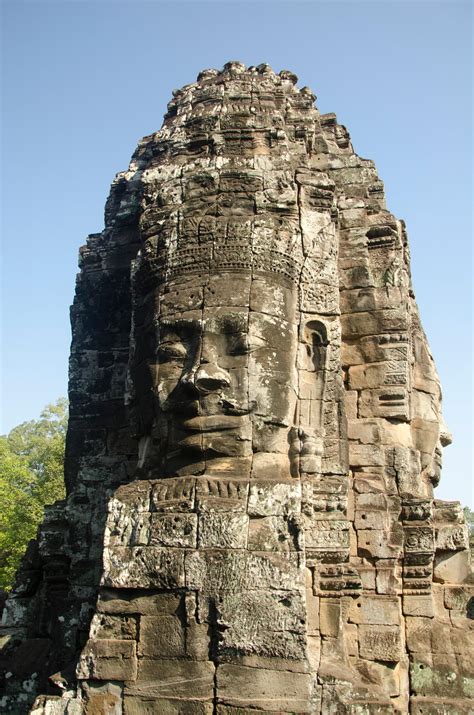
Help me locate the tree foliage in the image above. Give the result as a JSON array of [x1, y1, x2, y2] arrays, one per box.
[[0, 399, 67, 590], [463, 506, 474, 550]]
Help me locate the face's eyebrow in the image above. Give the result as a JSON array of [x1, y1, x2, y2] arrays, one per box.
[[160, 317, 202, 332], [160, 314, 247, 336], [206, 313, 248, 334]]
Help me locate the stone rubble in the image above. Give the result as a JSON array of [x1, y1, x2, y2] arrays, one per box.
[[1, 61, 472, 714]]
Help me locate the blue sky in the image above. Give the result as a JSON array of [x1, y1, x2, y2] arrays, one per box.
[[1, 0, 472, 506]]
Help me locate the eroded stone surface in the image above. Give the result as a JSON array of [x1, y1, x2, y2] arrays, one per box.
[[1, 61, 472, 714]]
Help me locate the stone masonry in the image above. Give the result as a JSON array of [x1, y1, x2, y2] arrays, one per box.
[[1, 62, 473, 714]]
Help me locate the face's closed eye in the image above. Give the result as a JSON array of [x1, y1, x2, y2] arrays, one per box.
[[227, 333, 266, 356], [157, 340, 188, 362], [157, 318, 201, 365]]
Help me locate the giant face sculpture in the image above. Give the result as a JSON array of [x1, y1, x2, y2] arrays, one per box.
[[130, 161, 341, 480], [153, 272, 299, 476]]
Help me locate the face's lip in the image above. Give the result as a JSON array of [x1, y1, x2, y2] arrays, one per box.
[[180, 414, 248, 432]]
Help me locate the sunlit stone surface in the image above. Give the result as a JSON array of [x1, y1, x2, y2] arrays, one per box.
[[1, 62, 473, 714]]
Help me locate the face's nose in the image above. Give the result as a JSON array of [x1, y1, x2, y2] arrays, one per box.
[[439, 416, 453, 448], [179, 335, 231, 395], [193, 363, 231, 394]]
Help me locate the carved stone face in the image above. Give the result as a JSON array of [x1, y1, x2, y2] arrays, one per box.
[[152, 273, 299, 475], [410, 332, 452, 488], [426, 420, 452, 487]]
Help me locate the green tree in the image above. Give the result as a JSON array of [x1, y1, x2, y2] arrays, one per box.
[[463, 506, 474, 550], [0, 399, 67, 590]]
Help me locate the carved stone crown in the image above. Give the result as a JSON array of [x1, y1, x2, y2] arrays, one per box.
[[137, 238, 340, 315], [153, 242, 304, 285]]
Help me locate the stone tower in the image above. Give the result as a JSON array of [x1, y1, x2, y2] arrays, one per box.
[[1, 62, 473, 714]]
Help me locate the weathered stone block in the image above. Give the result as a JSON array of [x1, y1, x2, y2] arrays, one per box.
[[412, 390, 439, 422], [344, 390, 358, 419], [215, 707, 286, 715], [355, 492, 389, 511], [433, 500, 464, 524], [451, 627, 474, 657], [138, 615, 185, 657], [347, 419, 381, 444], [81, 681, 123, 715], [103, 547, 186, 589], [410, 417, 442, 460], [216, 663, 312, 712], [250, 277, 297, 321], [30, 696, 84, 714], [410, 697, 474, 714], [444, 585, 474, 612], [306, 586, 319, 635], [248, 481, 301, 516], [348, 595, 401, 625], [213, 589, 306, 660], [250, 452, 293, 481], [185, 550, 305, 591], [349, 442, 384, 467], [386, 446, 423, 496], [406, 617, 432, 653], [0, 596, 33, 627], [435, 524, 469, 552], [341, 309, 407, 339], [208, 273, 252, 308], [149, 513, 197, 548], [0, 637, 51, 680], [358, 625, 402, 661], [124, 697, 213, 714], [403, 595, 434, 618], [344, 623, 359, 658], [404, 526, 435, 554], [375, 559, 402, 595], [380, 420, 413, 447], [107, 511, 150, 547], [77, 639, 137, 680], [90, 613, 137, 640], [410, 655, 474, 698], [358, 561, 376, 590], [112, 481, 151, 512], [198, 512, 249, 549], [355, 659, 402, 698], [349, 362, 400, 390], [185, 620, 210, 661], [247, 516, 301, 552], [132, 660, 215, 699], [358, 528, 402, 559], [359, 388, 409, 420], [354, 509, 388, 530], [98, 589, 182, 615], [319, 599, 341, 638], [430, 621, 454, 655]]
